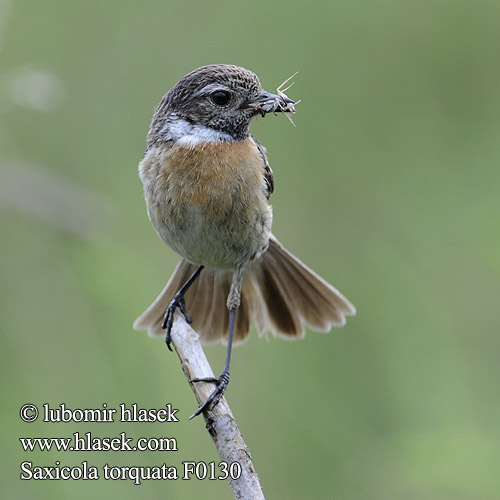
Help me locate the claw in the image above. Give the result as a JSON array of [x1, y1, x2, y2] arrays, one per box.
[[160, 265, 204, 350], [162, 294, 191, 351], [189, 371, 230, 419]]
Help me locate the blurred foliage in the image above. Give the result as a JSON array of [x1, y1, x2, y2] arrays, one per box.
[[1, 0, 500, 498]]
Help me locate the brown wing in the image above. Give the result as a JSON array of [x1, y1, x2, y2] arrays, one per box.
[[251, 135, 274, 198]]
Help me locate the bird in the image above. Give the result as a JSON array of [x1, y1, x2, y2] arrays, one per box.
[[133, 64, 355, 418]]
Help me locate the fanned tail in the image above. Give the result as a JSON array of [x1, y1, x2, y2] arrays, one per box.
[[133, 235, 355, 343], [248, 235, 355, 339]]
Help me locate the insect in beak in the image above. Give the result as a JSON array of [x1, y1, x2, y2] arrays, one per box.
[[243, 72, 301, 126]]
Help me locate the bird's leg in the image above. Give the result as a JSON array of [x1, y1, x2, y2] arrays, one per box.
[[189, 308, 235, 419], [162, 265, 204, 351], [189, 265, 244, 419]]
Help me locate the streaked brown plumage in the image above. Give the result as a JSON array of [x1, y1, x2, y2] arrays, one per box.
[[134, 64, 355, 416]]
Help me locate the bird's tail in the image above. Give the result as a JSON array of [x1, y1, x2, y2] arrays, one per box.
[[133, 235, 355, 343]]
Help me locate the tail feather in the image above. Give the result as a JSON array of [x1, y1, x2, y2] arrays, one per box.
[[133, 259, 195, 336], [185, 267, 217, 340], [133, 235, 355, 343], [257, 246, 304, 336], [256, 236, 355, 337], [192, 270, 230, 342]]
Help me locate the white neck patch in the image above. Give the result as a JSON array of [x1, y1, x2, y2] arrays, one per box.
[[162, 116, 234, 148]]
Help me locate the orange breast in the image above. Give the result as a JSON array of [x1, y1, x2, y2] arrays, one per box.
[[139, 138, 273, 268], [162, 139, 264, 202]]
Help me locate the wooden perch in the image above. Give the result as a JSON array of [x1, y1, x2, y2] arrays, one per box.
[[169, 312, 266, 500]]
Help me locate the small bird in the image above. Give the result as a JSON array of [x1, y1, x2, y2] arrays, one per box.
[[134, 64, 355, 418]]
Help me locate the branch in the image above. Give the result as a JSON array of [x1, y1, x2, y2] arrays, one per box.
[[170, 312, 266, 500]]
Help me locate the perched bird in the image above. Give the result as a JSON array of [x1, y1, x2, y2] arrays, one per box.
[[134, 64, 355, 417]]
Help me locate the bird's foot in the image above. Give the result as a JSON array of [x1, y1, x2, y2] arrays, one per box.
[[188, 371, 230, 419], [162, 293, 192, 351]]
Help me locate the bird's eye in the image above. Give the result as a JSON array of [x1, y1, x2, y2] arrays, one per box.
[[210, 90, 231, 106]]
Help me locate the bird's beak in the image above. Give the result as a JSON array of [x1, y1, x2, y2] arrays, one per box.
[[242, 91, 296, 116]]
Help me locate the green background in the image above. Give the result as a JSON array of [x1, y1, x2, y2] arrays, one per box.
[[2, 1, 499, 498]]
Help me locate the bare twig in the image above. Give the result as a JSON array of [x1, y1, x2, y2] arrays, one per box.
[[169, 312, 266, 500]]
